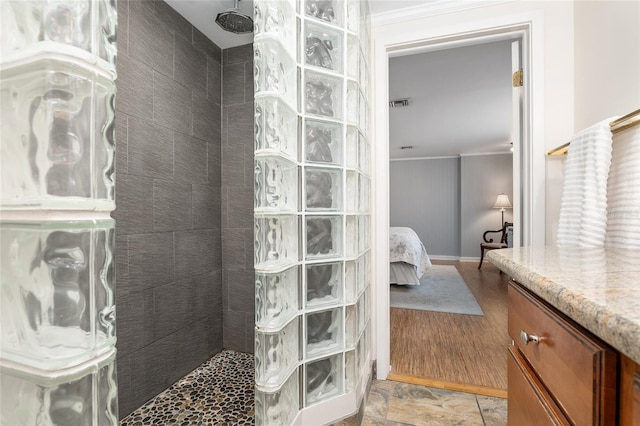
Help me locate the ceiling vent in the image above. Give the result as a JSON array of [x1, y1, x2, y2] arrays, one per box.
[[389, 99, 410, 108]]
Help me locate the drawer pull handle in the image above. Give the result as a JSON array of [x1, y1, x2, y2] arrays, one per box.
[[520, 330, 539, 345]]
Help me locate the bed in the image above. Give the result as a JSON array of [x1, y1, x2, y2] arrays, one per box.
[[389, 227, 432, 285]]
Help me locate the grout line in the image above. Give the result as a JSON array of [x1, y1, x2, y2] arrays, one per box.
[[475, 395, 487, 425]]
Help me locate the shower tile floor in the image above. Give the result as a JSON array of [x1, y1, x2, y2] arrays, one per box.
[[120, 350, 254, 425], [120, 350, 506, 426]]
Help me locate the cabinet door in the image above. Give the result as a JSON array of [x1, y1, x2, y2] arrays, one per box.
[[508, 346, 570, 426], [634, 374, 640, 425], [508, 282, 618, 425]]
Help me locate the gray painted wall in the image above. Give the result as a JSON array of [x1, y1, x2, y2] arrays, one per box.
[[114, 0, 223, 417], [389, 158, 461, 257], [389, 154, 513, 259], [460, 154, 513, 258], [221, 44, 255, 354]]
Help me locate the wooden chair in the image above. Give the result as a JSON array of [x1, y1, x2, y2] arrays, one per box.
[[478, 221, 513, 269]]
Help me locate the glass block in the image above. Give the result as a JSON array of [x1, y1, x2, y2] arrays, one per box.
[[306, 307, 342, 357], [359, 90, 368, 134], [357, 291, 367, 336], [305, 215, 342, 259], [360, 18, 371, 63], [255, 368, 299, 426], [358, 324, 370, 376], [345, 304, 357, 348], [0, 350, 118, 425], [1, 57, 116, 211], [254, 0, 297, 55], [364, 287, 371, 325], [305, 119, 342, 165], [255, 155, 298, 212], [346, 81, 359, 125], [255, 215, 298, 271], [305, 168, 342, 211], [305, 353, 343, 406], [359, 215, 370, 255], [345, 215, 357, 258], [362, 175, 372, 212], [256, 265, 299, 330], [255, 95, 298, 160], [358, 136, 369, 174], [254, 38, 297, 109], [304, 22, 343, 73], [0, 219, 116, 371], [346, 0, 360, 34], [345, 171, 358, 213], [0, 0, 117, 75], [357, 253, 370, 295], [347, 35, 359, 80], [305, 71, 342, 119], [359, 53, 370, 101], [344, 349, 356, 393], [304, 0, 341, 25], [344, 260, 357, 304], [346, 126, 358, 169], [255, 319, 299, 388], [306, 261, 342, 308]]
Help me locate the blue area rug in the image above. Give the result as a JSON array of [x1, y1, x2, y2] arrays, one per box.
[[390, 265, 484, 316]]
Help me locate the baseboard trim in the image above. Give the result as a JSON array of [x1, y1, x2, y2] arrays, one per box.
[[428, 256, 481, 262], [428, 255, 460, 261], [387, 372, 508, 399]]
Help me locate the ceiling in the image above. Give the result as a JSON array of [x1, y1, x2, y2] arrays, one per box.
[[163, 1, 513, 158], [164, 0, 433, 49], [389, 39, 514, 159]]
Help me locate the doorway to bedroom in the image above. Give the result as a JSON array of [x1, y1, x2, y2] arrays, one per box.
[[386, 38, 519, 395]]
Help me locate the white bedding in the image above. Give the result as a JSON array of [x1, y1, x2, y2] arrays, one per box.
[[389, 227, 432, 285]]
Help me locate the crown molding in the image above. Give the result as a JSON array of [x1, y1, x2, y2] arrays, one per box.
[[370, 0, 516, 27]]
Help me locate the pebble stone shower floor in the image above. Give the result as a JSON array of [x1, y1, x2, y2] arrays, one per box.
[[119, 350, 255, 425]]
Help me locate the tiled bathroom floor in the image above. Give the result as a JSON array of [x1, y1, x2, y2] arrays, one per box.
[[120, 350, 506, 426], [338, 380, 507, 426]]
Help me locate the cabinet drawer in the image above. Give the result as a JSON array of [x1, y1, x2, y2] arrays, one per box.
[[508, 282, 617, 425], [508, 346, 569, 426]]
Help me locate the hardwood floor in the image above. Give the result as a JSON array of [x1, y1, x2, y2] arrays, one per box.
[[389, 260, 509, 396]]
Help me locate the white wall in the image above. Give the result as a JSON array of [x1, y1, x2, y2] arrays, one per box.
[[574, 0, 640, 131], [546, 0, 640, 245]]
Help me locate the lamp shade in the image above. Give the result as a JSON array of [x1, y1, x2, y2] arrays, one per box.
[[493, 193, 512, 209]]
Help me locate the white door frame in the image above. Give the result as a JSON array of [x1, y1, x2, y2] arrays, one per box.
[[371, 11, 546, 380]]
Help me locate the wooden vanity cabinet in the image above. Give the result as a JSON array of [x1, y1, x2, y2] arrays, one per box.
[[620, 355, 640, 425], [507, 281, 618, 425]]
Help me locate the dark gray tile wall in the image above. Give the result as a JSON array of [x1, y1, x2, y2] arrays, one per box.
[[114, 0, 223, 418], [221, 44, 255, 354]]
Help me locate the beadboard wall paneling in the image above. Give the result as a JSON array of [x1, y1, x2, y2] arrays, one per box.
[[460, 154, 513, 258], [390, 158, 461, 257]]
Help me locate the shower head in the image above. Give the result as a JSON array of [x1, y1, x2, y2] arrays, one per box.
[[215, 0, 253, 34]]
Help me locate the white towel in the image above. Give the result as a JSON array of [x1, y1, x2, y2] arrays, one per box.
[[605, 122, 640, 248], [557, 118, 617, 247]]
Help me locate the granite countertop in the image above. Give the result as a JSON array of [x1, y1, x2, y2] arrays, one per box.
[[487, 246, 640, 365]]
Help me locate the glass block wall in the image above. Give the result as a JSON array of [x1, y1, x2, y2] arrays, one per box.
[[254, 0, 371, 423], [0, 1, 118, 424]]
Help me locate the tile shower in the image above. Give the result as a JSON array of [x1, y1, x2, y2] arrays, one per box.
[[113, 0, 225, 417], [1, 0, 371, 424]]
